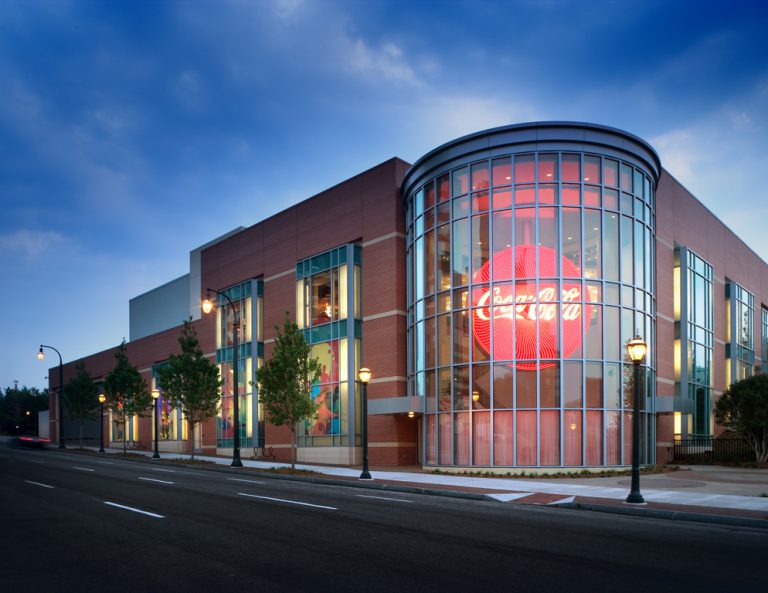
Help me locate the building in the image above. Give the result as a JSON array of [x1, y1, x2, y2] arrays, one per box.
[[47, 122, 768, 469]]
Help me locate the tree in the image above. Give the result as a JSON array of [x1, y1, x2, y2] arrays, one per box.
[[63, 362, 99, 448], [0, 386, 48, 435], [157, 320, 221, 461], [255, 315, 321, 470], [715, 374, 768, 463], [103, 341, 151, 454]]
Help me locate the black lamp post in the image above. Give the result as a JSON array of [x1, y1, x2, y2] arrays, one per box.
[[358, 367, 372, 480], [203, 288, 243, 467], [151, 389, 160, 459], [625, 335, 647, 504], [98, 393, 106, 453], [38, 344, 65, 449]]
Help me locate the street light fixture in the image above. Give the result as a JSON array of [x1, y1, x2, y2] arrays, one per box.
[[358, 367, 372, 480], [202, 288, 243, 467], [625, 335, 647, 504], [98, 393, 106, 453], [151, 389, 161, 459], [38, 345, 65, 449]]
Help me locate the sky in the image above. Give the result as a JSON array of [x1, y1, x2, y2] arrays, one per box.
[[1, 0, 767, 390]]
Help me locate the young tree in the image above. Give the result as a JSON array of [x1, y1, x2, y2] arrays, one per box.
[[63, 362, 99, 449], [103, 341, 151, 454], [255, 315, 321, 470], [157, 320, 220, 461], [715, 373, 768, 463]]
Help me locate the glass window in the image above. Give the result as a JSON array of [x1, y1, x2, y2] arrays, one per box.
[[561, 154, 580, 182], [452, 218, 470, 286], [562, 208, 581, 275], [515, 154, 535, 184], [453, 167, 469, 197], [538, 154, 558, 182], [584, 156, 601, 184], [492, 157, 512, 187], [471, 162, 489, 191], [472, 215, 489, 276]]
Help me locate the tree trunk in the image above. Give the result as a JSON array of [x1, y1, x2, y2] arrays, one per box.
[[79, 420, 84, 449], [290, 426, 296, 471], [190, 421, 195, 461], [122, 413, 127, 455]]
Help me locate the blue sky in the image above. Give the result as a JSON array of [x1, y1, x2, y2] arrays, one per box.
[[2, 0, 767, 389]]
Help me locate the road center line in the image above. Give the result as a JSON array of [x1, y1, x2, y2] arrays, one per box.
[[356, 494, 414, 503], [25, 480, 54, 489], [138, 477, 174, 485], [103, 502, 164, 518], [150, 468, 176, 473], [227, 478, 266, 485], [237, 493, 337, 510], [73, 466, 95, 472], [95, 461, 114, 465]]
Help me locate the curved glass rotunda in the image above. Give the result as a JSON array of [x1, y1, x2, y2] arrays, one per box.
[[402, 122, 661, 467]]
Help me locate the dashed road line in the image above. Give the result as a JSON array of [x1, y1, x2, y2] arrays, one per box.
[[25, 480, 54, 489], [73, 466, 95, 472], [103, 502, 164, 518], [150, 468, 176, 473], [238, 493, 337, 510], [138, 477, 174, 485]]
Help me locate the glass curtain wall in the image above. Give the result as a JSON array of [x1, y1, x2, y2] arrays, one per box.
[[674, 248, 713, 437], [408, 151, 656, 467], [296, 245, 362, 447], [216, 280, 264, 449], [762, 307, 768, 372], [726, 282, 754, 384]]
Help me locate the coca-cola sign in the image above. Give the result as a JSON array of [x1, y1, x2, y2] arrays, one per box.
[[472, 245, 592, 370]]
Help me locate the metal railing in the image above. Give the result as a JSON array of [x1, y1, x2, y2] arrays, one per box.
[[673, 437, 754, 464]]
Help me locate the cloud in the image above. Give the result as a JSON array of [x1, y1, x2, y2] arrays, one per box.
[[0, 229, 67, 259], [343, 38, 420, 87], [173, 70, 208, 112]]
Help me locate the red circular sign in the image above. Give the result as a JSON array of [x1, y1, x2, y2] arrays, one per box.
[[471, 245, 592, 370]]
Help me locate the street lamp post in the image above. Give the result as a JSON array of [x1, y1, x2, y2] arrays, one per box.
[[358, 367, 372, 480], [626, 335, 647, 504], [38, 345, 65, 449], [151, 389, 160, 459], [98, 393, 106, 453], [202, 288, 243, 467]]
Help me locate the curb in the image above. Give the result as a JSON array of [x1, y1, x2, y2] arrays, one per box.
[[553, 501, 768, 529]]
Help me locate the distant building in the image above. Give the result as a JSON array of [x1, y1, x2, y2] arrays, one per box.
[[48, 122, 768, 468]]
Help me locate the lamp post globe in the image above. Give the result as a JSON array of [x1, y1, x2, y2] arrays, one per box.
[[625, 335, 647, 505]]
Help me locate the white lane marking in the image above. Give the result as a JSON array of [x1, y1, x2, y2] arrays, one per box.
[[25, 480, 54, 489], [150, 468, 176, 473], [95, 461, 114, 465], [73, 466, 95, 472], [227, 478, 266, 485], [103, 502, 164, 519], [138, 477, 174, 485], [548, 496, 575, 505], [356, 494, 414, 503], [238, 493, 337, 510]]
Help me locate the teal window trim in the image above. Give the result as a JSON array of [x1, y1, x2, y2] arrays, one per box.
[[216, 343, 253, 364]]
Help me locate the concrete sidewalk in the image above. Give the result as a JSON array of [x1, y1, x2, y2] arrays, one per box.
[[58, 444, 768, 527]]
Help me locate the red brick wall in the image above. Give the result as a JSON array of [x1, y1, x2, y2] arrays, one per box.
[[655, 169, 768, 461]]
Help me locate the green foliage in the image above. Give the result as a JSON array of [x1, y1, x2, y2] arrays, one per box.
[[103, 340, 150, 453], [63, 362, 100, 448], [157, 320, 221, 459], [0, 385, 48, 435], [255, 314, 321, 468], [715, 374, 768, 463]]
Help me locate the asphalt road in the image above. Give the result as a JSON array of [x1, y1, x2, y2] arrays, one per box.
[[1, 445, 764, 593]]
